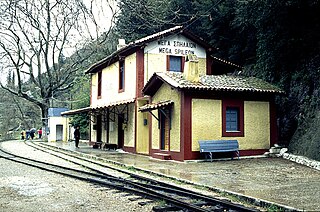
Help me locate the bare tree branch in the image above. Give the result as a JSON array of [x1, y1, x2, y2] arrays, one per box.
[[0, 0, 118, 127]]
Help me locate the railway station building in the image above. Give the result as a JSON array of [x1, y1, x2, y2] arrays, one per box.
[[63, 26, 284, 161]]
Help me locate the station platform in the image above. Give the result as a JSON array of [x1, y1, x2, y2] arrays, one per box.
[[43, 140, 320, 211]]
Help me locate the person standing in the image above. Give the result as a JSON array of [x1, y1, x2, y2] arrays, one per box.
[[37, 128, 42, 139], [74, 126, 80, 148], [26, 129, 30, 140], [21, 129, 26, 140], [30, 129, 35, 140]]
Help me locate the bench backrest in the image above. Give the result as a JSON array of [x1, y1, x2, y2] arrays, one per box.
[[198, 140, 239, 152]]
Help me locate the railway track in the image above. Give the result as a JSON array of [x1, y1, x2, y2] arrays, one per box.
[[0, 141, 260, 212]]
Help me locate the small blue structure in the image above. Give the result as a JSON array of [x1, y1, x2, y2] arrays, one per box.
[[48, 108, 69, 117]]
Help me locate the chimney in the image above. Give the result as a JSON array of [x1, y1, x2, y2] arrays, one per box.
[[117, 39, 126, 50], [183, 54, 199, 83]]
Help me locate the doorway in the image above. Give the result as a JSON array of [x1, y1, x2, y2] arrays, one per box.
[[56, 125, 63, 141], [118, 114, 124, 149], [159, 110, 169, 150], [96, 115, 102, 142]]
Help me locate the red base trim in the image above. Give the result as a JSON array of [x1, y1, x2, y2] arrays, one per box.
[[192, 149, 268, 161], [239, 149, 268, 156], [123, 146, 135, 153], [150, 149, 268, 161]]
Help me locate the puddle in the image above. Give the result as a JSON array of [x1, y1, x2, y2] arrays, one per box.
[[1, 176, 53, 196]]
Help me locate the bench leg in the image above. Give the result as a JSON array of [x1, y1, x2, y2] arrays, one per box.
[[209, 152, 213, 162], [204, 153, 208, 160]]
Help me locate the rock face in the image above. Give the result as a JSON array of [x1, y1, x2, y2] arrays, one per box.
[[288, 111, 320, 162]]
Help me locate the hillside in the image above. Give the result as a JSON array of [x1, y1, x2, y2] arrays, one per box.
[[115, 0, 320, 160]]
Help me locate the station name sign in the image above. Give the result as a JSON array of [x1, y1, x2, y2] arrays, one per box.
[[157, 39, 197, 55], [145, 35, 206, 57]]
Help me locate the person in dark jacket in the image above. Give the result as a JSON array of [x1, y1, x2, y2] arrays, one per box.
[[74, 126, 80, 148], [26, 129, 30, 140]]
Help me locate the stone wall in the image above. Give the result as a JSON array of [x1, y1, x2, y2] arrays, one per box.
[[277, 148, 320, 171]]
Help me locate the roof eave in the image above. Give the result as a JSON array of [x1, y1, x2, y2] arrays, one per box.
[[86, 26, 217, 74], [142, 74, 165, 96], [85, 45, 140, 74]]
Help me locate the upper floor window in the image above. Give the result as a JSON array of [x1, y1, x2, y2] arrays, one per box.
[[222, 100, 244, 137], [119, 60, 125, 92], [167, 56, 184, 72], [97, 71, 102, 98]]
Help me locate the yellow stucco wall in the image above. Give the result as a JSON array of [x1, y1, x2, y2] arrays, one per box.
[[192, 99, 270, 151], [192, 99, 221, 151], [105, 103, 135, 148], [91, 74, 97, 104], [125, 103, 135, 147], [136, 100, 149, 154], [91, 53, 137, 108], [243, 101, 270, 149], [151, 84, 181, 151], [144, 54, 166, 82]]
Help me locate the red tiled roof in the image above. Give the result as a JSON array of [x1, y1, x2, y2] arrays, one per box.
[[143, 72, 285, 95], [139, 100, 174, 112]]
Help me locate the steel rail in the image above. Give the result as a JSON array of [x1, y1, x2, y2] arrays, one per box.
[[28, 141, 259, 212], [0, 146, 209, 211]]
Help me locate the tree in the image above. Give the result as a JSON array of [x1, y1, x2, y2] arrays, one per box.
[[115, 0, 197, 42], [69, 75, 91, 139], [0, 0, 118, 129]]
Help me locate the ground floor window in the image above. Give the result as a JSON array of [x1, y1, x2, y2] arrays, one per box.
[[226, 107, 239, 131], [222, 100, 244, 137]]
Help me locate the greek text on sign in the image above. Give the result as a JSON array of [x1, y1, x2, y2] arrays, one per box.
[[144, 35, 206, 58], [158, 40, 196, 55]]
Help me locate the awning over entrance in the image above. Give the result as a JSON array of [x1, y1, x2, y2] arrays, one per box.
[[139, 100, 174, 129], [93, 98, 136, 122], [93, 98, 135, 111], [61, 98, 136, 116], [61, 106, 92, 116], [138, 100, 174, 112]]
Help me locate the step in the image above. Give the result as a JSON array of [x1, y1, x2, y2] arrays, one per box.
[[153, 152, 171, 160]]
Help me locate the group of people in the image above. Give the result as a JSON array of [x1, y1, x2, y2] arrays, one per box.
[[20, 125, 80, 148], [21, 128, 42, 140]]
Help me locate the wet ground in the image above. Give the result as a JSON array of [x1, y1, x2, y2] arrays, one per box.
[[0, 141, 156, 212], [38, 141, 320, 211]]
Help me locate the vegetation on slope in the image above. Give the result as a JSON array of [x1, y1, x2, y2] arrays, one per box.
[[115, 0, 320, 160]]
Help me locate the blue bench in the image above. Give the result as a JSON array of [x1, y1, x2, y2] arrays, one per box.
[[198, 140, 240, 161]]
